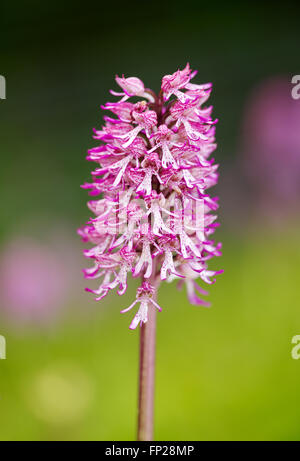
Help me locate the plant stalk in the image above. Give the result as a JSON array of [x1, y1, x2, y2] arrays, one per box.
[[137, 280, 159, 441]]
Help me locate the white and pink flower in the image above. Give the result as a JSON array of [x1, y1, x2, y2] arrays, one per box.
[[79, 65, 222, 329]]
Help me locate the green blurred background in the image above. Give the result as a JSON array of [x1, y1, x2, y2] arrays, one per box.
[[1, 0, 300, 441]]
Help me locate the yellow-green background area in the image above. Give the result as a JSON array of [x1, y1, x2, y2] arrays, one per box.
[[1, 232, 300, 441], [1, 0, 300, 441]]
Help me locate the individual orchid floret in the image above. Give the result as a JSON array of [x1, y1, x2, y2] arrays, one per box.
[[169, 98, 217, 141], [136, 153, 162, 196], [161, 63, 193, 102], [119, 102, 157, 148], [120, 282, 162, 330], [161, 63, 212, 103], [158, 235, 181, 280], [79, 64, 222, 329], [111, 75, 155, 103], [133, 228, 158, 279], [148, 125, 179, 169]]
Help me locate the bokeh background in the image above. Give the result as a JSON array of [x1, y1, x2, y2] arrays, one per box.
[[1, 0, 300, 441]]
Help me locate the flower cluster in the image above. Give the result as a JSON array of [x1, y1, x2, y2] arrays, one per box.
[[79, 64, 222, 329]]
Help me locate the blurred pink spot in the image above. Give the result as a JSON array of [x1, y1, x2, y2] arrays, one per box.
[[241, 76, 300, 219], [0, 239, 69, 325]]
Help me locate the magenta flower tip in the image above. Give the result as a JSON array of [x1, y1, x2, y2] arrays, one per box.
[[79, 64, 222, 329]]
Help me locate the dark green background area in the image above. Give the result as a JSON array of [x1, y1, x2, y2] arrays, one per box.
[[0, 0, 300, 441], [1, 1, 299, 228]]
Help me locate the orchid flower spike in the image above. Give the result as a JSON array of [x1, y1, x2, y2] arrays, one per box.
[[79, 64, 222, 329]]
